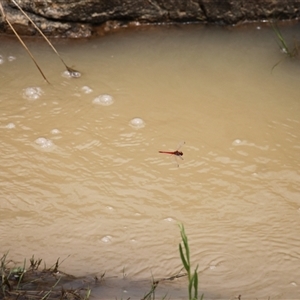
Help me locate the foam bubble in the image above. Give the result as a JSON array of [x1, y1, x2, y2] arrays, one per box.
[[101, 235, 112, 243], [5, 123, 15, 129], [81, 86, 93, 94], [0, 55, 4, 64], [51, 129, 61, 134], [164, 217, 174, 222], [61, 70, 81, 78], [232, 139, 242, 145], [22, 87, 43, 100], [130, 117, 145, 129], [35, 137, 53, 148], [290, 282, 297, 286], [93, 94, 114, 106], [8, 56, 16, 62]]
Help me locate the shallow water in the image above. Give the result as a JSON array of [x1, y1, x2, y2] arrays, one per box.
[[1, 23, 300, 299]]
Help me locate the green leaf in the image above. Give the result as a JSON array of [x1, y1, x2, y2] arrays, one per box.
[[188, 277, 193, 299], [179, 244, 189, 272], [193, 267, 199, 299], [180, 224, 190, 265]]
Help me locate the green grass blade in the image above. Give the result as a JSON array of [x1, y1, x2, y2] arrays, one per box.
[[16, 258, 26, 289], [188, 277, 193, 300], [179, 224, 190, 265], [271, 22, 291, 56], [193, 267, 199, 299], [179, 244, 189, 272]]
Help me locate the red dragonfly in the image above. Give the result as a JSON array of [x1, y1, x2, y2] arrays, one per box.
[[159, 141, 185, 166]]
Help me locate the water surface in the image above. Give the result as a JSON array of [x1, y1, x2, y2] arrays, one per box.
[[1, 23, 300, 299]]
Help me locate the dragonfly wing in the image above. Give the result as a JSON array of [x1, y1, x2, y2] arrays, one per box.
[[176, 141, 185, 151]]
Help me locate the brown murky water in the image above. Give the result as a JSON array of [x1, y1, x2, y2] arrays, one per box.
[[1, 23, 300, 299]]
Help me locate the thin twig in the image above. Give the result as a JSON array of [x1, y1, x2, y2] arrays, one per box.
[[10, 0, 79, 76], [0, 1, 50, 83]]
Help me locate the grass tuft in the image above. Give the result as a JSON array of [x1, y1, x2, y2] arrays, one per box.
[[271, 21, 299, 71], [179, 224, 203, 300], [0, 252, 92, 300]]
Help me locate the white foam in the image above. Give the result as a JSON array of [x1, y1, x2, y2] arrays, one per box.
[[129, 117, 145, 128], [51, 129, 61, 135], [93, 94, 114, 106], [61, 70, 81, 78], [232, 139, 242, 145], [22, 87, 43, 100], [35, 137, 54, 148], [5, 123, 16, 129], [8, 56, 16, 62], [81, 86, 93, 94], [101, 235, 112, 243]]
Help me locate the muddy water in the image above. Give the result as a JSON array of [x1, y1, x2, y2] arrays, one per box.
[[1, 23, 300, 299]]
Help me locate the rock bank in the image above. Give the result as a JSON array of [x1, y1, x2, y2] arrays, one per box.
[[0, 0, 299, 37]]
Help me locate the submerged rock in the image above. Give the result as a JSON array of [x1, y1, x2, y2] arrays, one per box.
[[0, 0, 299, 37]]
